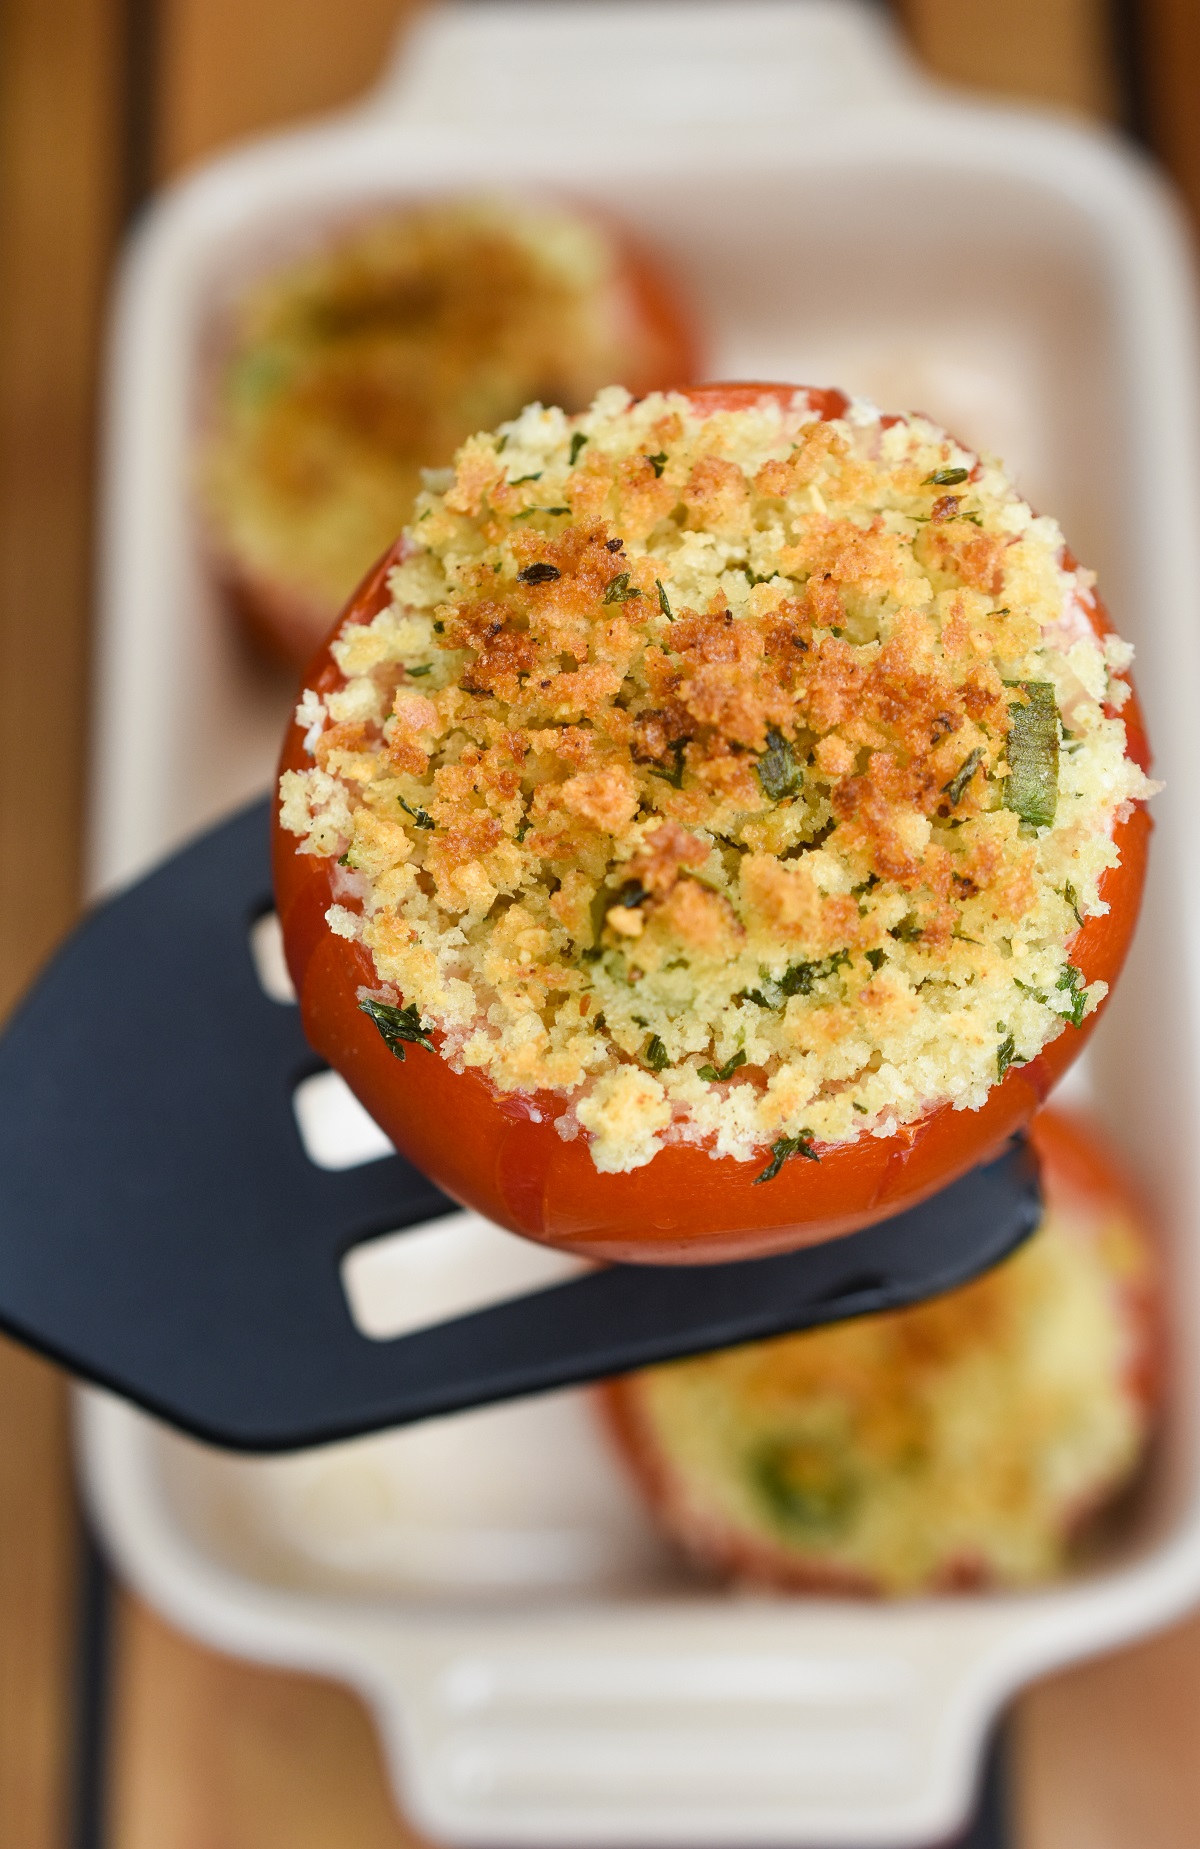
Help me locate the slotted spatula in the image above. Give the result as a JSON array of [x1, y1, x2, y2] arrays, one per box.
[[0, 798, 1040, 1451]]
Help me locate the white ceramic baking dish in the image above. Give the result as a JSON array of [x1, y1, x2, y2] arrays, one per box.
[[79, 3, 1200, 1844]]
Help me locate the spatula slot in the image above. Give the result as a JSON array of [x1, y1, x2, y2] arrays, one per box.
[[248, 909, 296, 1005], [293, 1067, 395, 1171], [341, 1211, 585, 1341]]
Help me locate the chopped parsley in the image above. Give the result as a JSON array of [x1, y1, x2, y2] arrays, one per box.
[[754, 1131, 819, 1184], [643, 1034, 670, 1072], [509, 472, 542, 484], [1061, 881, 1083, 927], [655, 578, 673, 619], [924, 466, 969, 486], [697, 1050, 746, 1083], [751, 1436, 857, 1533], [1004, 681, 1059, 828], [398, 795, 435, 830], [358, 997, 435, 1060], [1056, 963, 1088, 1028], [744, 950, 850, 1008], [942, 744, 984, 807], [514, 816, 531, 843], [649, 739, 686, 788], [603, 570, 641, 604], [865, 947, 886, 971], [996, 1032, 1021, 1081], [568, 431, 587, 466], [756, 728, 802, 802], [407, 662, 433, 677], [645, 451, 668, 477], [514, 505, 570, 518]]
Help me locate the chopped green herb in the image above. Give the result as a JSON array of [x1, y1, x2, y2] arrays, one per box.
[[517, 562, 561, 585], [649, 739, 686, 788], [655, 578, 673, 619], [889, 916, 923, 943], [742, 567, 774, 587], [603, 570, 642, 604], [866, 948, 886, 971], [568, 431, 587, 466], [942, 744, 984, 807], [337, 851, 351, 868], [957, 511, 984, 527], [514, 505, 571, 518], [756, 728, 802, 802], [643, 1034, 670, 1072], [924, 466, 969, 486], [1013, 978, 1049, 1004], [1061, 881, 1083, 927], [754, 1131, 819, 1184], [1004, 681, 1059, 828], [697, 1050, 746, 1083], [407, 663, 433, 677], [509, 472, 542, 484], [852, 1101, 868, 1113], [1056, 963, 1088, 1028], [745, 951, 850, 1008], [996, 1033, 1020, 1081], [515, 817, 530, 843], [433, 620, 445, 633], [398, 795, 435, 830], [751, 1435, 856, 1533], [358, 997, 435, 1060], [645, 451, 668, 477]]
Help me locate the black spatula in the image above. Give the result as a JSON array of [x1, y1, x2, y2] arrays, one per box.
[[0, 798, 1040, 1451]]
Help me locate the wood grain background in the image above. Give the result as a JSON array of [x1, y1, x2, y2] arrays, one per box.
[[1, 3, 1199, 1844]]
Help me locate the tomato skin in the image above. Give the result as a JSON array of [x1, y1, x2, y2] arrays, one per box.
[[274, 386, 1152, 1264]]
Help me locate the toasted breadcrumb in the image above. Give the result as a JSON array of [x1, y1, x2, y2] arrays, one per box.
[[280, 387, 1155, 1173]]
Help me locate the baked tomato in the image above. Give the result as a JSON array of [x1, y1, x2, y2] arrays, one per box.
[[204, 198, 701, 671], [274, 383, 1152, 1263], [599, 1104, 1162, 1595]]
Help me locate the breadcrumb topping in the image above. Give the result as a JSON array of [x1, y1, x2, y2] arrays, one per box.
[[201, 197, 684, 630], [280, 387, 1154, 1173]]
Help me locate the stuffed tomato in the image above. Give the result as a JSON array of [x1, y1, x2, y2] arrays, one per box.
[[600, 1105, 1163, 1594], [200, 194, 700, 668], [275, 381, 1154, 1263]]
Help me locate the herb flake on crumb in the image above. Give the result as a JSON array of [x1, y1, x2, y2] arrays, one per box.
[[398, 795, 435, 829], [698, 1050, 746, 1083], [754, 1132, 819, 1184], [359, 997, 435, 1059], [643, 1034, 670, 1071], [756, 728, 802, 802], [603, 570, 641, 605], [1056, 964, 1088, 1028]]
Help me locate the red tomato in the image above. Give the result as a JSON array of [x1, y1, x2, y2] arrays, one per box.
[[599, 1103, 1163, 1596], [274, 385, 1152, 1263]]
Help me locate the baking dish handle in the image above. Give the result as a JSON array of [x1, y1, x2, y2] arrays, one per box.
[[366, 0, 925, 136], [356, 1611, 1022, 1848]]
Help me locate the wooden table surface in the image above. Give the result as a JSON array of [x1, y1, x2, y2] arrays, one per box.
[[2, 3, 1200, 1844]]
